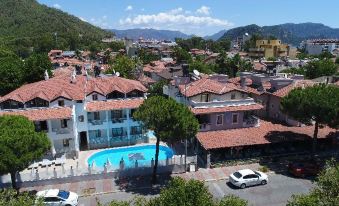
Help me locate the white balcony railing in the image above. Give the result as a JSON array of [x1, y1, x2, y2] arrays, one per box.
[[190, 98, 256, 108], [52, 128, 71, 134]]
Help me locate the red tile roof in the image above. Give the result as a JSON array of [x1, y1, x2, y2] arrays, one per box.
[[86, 98, 144, 112], [0, 75, 147, 104], [197, 119, 335, 150], [191, 103, 263, 115], [143, 61, 168, 73], [0, 107, 72, 121], [137, 75, 156, 86], [179, 76, 243, 97], [272, 80, 316, 98]]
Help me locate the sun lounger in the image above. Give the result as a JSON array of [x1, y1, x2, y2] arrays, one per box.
[[40, 159, 53, 167], [55, 154, 66, 166]]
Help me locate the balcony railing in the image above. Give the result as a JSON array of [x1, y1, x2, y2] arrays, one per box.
[[52, 128, 71, 134], [243, 115, 260, 128], [199, 123, 211, 132], [190, 98, 256, 108], [88, 119, 106, 125], [111, 118, 127, 123]]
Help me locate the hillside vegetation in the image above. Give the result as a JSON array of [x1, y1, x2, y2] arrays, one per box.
[[0, 0, 111, 56], [220, 23, 339, 45]]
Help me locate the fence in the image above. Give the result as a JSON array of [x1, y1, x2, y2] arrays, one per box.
[[0, 155, 197, 188]]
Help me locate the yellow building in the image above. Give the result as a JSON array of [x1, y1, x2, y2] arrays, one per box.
[[249, 39, 296, 59]]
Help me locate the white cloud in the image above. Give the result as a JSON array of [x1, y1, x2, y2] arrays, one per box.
[[52, 4, 61, 9], [118, 7, 233, 35], [79, 17, 88, 22], [125, 5, 133, 11], [196, 6, 210, 15]]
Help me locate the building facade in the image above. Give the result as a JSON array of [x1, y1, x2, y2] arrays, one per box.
[[0, 74, 148, 158], [249, 39, 296, 59]]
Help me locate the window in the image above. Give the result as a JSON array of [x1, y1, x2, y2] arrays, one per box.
[[232, 113, 238, 124], [92, 94, 98, 101], [231, 93, 236, 100], [63, 139, 69, 147], [57, 190, 70, 199], [76, 100, 83, 103], [201, 94, 210, 102], [44, 197, 60, 202], [131, 126, 142, 135], [241, 93, 246, 98], [112, 128, 123, 137], [112, 110, 123, 119], [78, 115, 84, 122], [61, 119, 68, 128], [94, 112, 100, 120], [58, 100, 65, 107], [95, 130, 102, 138], [216, 115, 223, 125]]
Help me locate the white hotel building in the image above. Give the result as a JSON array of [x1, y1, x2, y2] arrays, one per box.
[[0, 74, 148, 158]]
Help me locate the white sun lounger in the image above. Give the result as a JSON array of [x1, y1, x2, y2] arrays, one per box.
[[40, 159, 53, 167], [55, 154, 66, 166]]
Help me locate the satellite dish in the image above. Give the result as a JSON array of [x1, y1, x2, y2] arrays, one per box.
[[193, 69, 200, 76], [245, 33, 249, 36], [115, 72, 120, 77]]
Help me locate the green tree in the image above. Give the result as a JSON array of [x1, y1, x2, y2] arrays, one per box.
[[133, 97, 199, 184], [0, 56, 24, 96], [318, 51, 334, 60], [281, 85, 339, 154], [173, 47, 192, 63], [148, 80, 168, 97], [109, 41, 125, 52], [139, 48, 160, 65], [0, 115, 50, 190], [287, 160, 339, 206], [0, 189, 44, 206], [304, 59, 337, 79], [335, 57, 339, 64], [218, 195, 248, 206], [155, 177, 215, 206], [23, 53, 53, 83], [106, 55, 140, 79], [189, 60, 215, 74]]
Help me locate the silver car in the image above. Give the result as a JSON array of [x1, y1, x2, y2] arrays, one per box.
[[229, 169, 268, 189]]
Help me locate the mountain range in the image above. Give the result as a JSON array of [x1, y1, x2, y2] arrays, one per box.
[[110, 28, 192, 41], [219, 23, 339, 45]]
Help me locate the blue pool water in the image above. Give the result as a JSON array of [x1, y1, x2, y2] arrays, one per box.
[[87, 145, 174, 169]]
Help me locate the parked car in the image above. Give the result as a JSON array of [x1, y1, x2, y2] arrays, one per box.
[[229, 169, 268, 189], [288, 161, 321, 177], [36, 189, 78, 206]]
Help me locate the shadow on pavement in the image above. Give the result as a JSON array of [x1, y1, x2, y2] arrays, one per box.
[[113, 173, 172, 195]]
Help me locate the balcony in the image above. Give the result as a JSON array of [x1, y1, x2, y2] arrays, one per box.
[[199, 123, 211, 132], [52, 128, 71, 134], [88, 119, 106, 125], [111, 118, 127, 124], [190, 98, 256, 108], [243, 115, 260, 128]]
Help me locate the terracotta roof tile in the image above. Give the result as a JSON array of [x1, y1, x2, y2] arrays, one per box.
[[197, 119, 335, 150], [0, 107, 72, 121], [191, 103, 264, 115], [0, 75, 147, 104], [86, 98, 144, 112], [272, 80, 316, 98], [179, 77, 243, 97]]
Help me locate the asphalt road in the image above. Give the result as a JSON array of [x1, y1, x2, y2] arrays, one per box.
[[79, 173, 314, 206]]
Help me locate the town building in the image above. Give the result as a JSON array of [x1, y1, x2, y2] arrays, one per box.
[[0, 73, 148, 158], [249, 39, 297, 59], [302, 39, 339, 55]]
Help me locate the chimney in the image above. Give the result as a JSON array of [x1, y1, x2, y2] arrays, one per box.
[[239, 72, 252, 88]]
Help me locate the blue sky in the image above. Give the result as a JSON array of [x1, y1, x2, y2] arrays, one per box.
[[38, 0, 339, 36]]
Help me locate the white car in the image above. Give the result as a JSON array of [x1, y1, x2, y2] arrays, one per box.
[[36, 189, 78, 206], [229, 169, 268, 189]]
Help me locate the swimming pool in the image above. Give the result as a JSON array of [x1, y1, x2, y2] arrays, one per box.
[[87, 144, 174, 169]]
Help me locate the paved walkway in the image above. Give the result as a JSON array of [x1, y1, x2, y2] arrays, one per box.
[[20, 163, 261, 197]]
